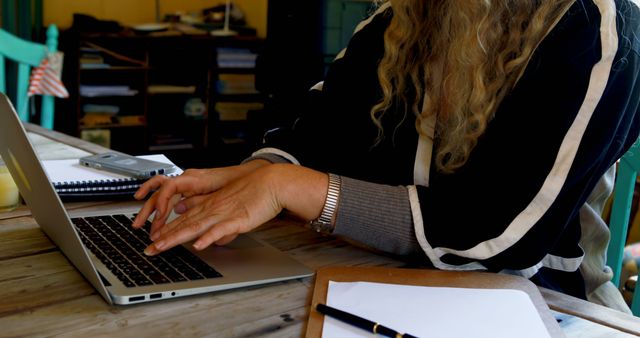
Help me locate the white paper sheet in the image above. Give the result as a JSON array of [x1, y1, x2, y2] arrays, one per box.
[[42, 154, 182, 183], [322, 281, 551, 338]]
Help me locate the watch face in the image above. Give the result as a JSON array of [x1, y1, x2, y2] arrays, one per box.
[[309, 220, 334, 234]]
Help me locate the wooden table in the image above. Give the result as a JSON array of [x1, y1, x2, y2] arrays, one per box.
[[1, 123, 640, 337]]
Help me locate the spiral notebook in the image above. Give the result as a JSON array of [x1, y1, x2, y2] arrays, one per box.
[[42, 154, 183, 201]]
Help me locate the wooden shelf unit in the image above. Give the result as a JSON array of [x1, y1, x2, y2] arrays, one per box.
[[63, 31, 264, 157], [209, 38, 266, 156]]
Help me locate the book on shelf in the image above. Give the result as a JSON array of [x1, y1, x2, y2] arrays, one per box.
[[79, 53, 104, 64], [147, 85, 197, 95], [80, 85, 139, 97], [42, 154, 183, 201], [117, 115, 146, 126], [80, 114, 116, 128], [83, 104, 120, 115], [80, 115, 145, 128], [79, 49, 111, 69], [216, 74, 258, 94], [80, 63, 111, 70]]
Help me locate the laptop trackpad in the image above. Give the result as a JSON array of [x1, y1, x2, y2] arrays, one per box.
[[189, 233, 285, 270], [215, 234, 263, 250]]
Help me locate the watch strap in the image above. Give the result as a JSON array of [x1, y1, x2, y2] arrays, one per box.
[[310, 173, 341, 234]]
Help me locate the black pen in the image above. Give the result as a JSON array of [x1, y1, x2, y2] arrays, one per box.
[[316, 303, 419, 338]]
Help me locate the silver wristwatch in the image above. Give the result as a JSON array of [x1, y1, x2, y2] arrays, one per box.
[[309, 173, 341, 234]]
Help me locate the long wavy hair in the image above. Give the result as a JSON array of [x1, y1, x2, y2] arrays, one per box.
[[371, 0, 575, 173]]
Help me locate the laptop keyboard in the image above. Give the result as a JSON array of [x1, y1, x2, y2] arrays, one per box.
[[72, 214, 222, 288]]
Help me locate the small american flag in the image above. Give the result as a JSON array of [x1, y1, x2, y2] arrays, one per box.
[[28, 51, 69, 98]]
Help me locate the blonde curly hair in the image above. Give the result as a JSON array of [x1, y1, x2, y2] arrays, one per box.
[[371, 0, 575, 173]]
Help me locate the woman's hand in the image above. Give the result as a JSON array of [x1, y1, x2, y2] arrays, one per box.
[[132, 159, 270, 234], [133, 163, 328, 256]]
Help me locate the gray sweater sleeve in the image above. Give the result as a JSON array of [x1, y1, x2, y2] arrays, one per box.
[[332, 176, 422, 256], [243, 154, 421, 256]]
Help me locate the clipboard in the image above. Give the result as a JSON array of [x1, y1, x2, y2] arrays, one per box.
[[306, 266, 564, 338]]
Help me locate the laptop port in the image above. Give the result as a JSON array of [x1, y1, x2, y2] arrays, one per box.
[[129, 296, 145, 302], [150, 293, 162, 299]]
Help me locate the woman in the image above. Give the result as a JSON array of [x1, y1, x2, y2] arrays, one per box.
[[133, 0, 639, 312]]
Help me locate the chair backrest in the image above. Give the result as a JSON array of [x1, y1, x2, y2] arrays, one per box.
[[607, 137, 640, 315], [0, 25, 58, 129]]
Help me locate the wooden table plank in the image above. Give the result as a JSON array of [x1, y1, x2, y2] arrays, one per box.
[[221, 306, 308, 338], [0, 227, 55, 260], [553, 311, 638, 338], [0, 201, 119, 221], [27, 132, 92, 160], [253, 220, 406, 269], [24, 123, 110, 156], [64, 283, 308, 338], [0, 279, 311, 337], [0, 252, 95, 317], [541, 288, 640, 336]]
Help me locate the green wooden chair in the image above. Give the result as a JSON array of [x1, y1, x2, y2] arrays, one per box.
[[0, 25, 58, 129], [607, 137, 640, 315]]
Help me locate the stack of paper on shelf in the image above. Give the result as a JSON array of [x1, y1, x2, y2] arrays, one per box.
[[215, 101, 264, 121], [216, 47, 257, 69], [80, 85, 138, 97]]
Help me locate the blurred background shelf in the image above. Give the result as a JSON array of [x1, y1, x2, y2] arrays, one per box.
[[62, 31, 265, 160]]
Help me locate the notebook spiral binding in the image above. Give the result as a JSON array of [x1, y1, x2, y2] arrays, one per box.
[[53, 178, 146, 192], [52, 173, 180, 198]]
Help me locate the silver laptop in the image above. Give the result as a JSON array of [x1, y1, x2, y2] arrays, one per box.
[[0, 94, 313, 305]]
